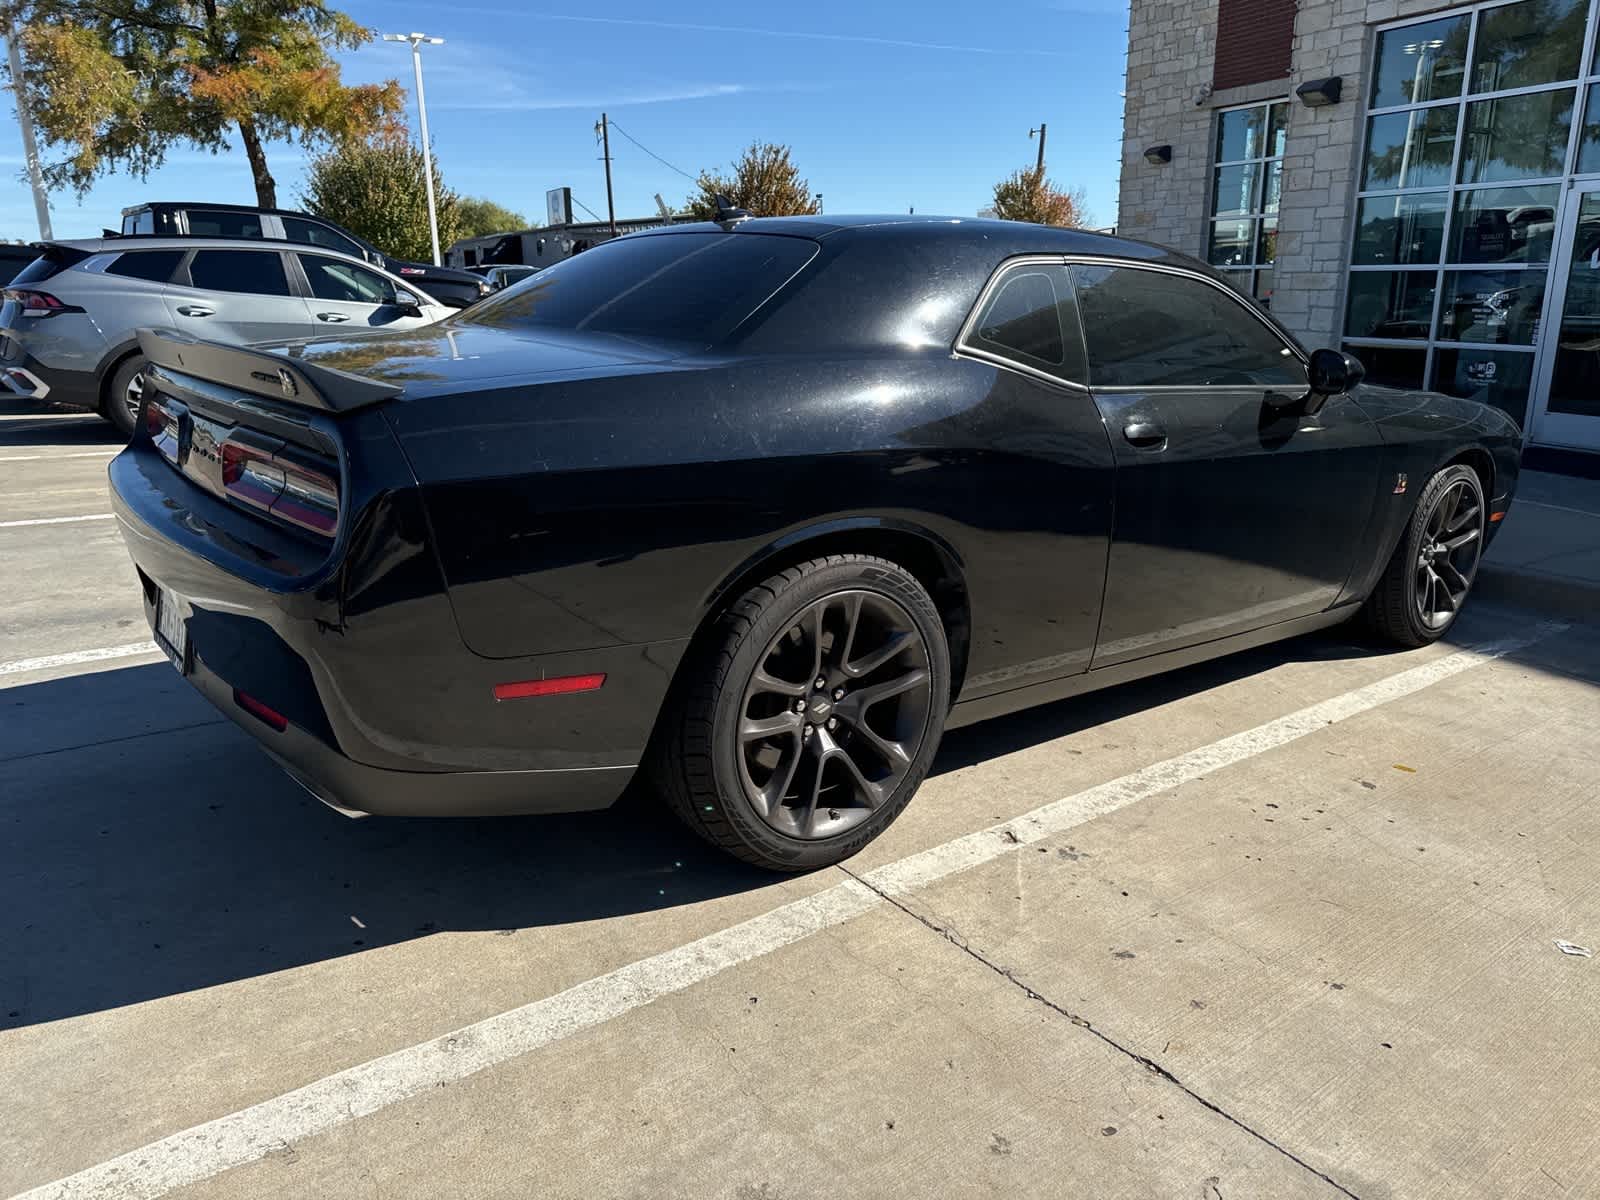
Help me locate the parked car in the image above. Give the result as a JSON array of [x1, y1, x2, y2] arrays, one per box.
[[0, 237, 449, 434], [481, 264, 540, 290], [119, 202, 492, 309], [110, 215, 1520, 872]]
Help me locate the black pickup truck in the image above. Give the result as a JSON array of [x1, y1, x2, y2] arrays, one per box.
[[118, 202, 491, 309]]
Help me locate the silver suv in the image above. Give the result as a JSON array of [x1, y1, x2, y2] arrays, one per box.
[[0, 237, 448, 434]]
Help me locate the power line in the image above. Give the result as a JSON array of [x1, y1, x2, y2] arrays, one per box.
[[571, 195, 605, 223], [604, 118, 698, 182]]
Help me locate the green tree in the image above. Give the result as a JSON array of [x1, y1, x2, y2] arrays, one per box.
[[300, 136, 461, 263], [991, 167, 1087, 227], [1, 0, 404, 207], [456, 197, 527, 239], [686, 141, 819, 219]]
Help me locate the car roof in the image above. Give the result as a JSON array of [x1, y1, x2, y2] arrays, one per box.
[[627, 213, 1192, 269], [49, 235, 369, 262], [121, 200, 320, 219]]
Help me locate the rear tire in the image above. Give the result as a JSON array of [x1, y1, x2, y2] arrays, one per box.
[[653, 554, 950, 872], [103, 355, 149, 439], [1363, 463, 1486, 647]]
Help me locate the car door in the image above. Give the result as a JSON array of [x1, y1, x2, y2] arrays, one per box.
[[163, 249, 313, 343], [1074, 261, 1384, 669], [292, 253, 437, 331], [950, 259, 1116, 693]]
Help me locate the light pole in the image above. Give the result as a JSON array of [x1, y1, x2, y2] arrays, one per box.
[[5, 20, 52, 239], [384, 32, 444, 265]]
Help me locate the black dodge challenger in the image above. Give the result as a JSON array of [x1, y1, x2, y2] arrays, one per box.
[[111, 215, 1520, 870]]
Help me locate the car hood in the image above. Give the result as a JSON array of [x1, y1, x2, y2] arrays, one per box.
[[385, 258, 483, 284], [261, 322, 683, 398]]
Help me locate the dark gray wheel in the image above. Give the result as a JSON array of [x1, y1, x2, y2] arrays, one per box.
[[103, 355, 149, 439], [654, 554, 950, 871], [1365, 463, 1486, 647]]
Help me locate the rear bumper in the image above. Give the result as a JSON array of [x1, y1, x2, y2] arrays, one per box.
[[110, 440, 680, 819], [168, 634, 634, 817], [0, 354, 99, 410]]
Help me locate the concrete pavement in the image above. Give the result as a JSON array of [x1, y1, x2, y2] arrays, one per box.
[[3, 403, 1598, 1200]]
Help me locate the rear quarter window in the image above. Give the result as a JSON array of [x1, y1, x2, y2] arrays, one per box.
[[458, 232, 818, 345], [107, 250, 184, 283]]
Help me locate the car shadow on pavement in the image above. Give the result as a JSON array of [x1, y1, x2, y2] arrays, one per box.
[[1, 625, 1384, 1029]]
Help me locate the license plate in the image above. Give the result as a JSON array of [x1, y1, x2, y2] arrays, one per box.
[[154, 586, 189, 674]]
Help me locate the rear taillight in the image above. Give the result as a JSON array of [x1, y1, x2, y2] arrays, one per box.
[[144, 395, 181, 462], [220, 432, 340, 537], [4, 288, 76, 318]]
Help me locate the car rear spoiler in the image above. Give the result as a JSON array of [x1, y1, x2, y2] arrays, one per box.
[[137, 328, 403, 414]]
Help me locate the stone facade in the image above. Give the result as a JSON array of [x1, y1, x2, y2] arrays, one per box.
[[1119, 0, 1482, 353]]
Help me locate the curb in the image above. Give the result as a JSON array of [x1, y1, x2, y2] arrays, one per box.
[[1475, 563, 1600, 622]]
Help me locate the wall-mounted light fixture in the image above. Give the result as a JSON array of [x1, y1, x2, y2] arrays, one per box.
[[1296, 77, 1343, 107], [1143, 144, 1172, 165]]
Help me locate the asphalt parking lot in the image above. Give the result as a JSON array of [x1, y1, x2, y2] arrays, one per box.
[[4, 399, 1598, 1200]]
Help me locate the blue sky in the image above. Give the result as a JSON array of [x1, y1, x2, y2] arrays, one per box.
[[2, 0, 1130, 241]]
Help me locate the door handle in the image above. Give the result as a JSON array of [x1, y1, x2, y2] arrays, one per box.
[[1122, 420, 1168, 449], [315, 312, 350, 323], [175, 305, 214, 317]]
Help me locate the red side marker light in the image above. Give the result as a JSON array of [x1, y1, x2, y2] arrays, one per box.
[[234, 688, 289, 732], [493, 673, 606, 701]]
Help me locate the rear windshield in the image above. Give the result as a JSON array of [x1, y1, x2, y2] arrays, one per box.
[[456, 232, 817, 345], [10, 247, 88, 286]]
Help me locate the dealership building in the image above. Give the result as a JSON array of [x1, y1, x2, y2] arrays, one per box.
[[1119, 0, 1600, 459]]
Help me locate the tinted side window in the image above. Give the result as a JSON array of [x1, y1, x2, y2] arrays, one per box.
[[186, 210, 263, 238], [298, 254, 395, 304], [122, 211, 154, 235], [963, 263, 1086, 382], [187, 250, 291, 296], [107, 250, 183, 282], [1073, 265, 1305, 387], [282, 217, 365, 259]]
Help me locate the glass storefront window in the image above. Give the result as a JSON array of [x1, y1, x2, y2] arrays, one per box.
[[1436, 269, 1547, 344], [1470, 0, 1586, 94], [1578, 84, 1600, 175], [1459, 89, 1574, 183], [1431, 348, 1534, 426], [1370, 15, 1469, 108], [1345, 271, 1438, 339], [1343, 343, 1426, 389], [1212, 164, 1258, 217], [1363, 108, 1459, 190], [1211, 101, 1287, 305], [1353, 193, 1448, 264], [1449, 185, 1558, 263]]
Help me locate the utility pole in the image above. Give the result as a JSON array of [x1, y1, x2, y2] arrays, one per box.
[[5, 21, 52, 239], [598, 113, 617, 236], [384, 32, 445, 265], [1029, 122, 1047, 174]]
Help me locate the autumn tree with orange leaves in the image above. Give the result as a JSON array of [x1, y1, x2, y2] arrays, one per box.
[[0, 0, 404, 207]]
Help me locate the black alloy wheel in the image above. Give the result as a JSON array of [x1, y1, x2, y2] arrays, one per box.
[[1365, 463, 1487, 647], [737, 589, 934, 841], [655, 554, 950, 871]]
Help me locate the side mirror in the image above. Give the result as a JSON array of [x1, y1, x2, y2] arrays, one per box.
[[1303, 348, 1366, 414], [394, 290, 424, 317]]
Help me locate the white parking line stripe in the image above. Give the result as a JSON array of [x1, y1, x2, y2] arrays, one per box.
[[0, 641, 158, 678], [0, 450, 119, 463], [12, 621, 1566, 1200], [0, 512, 114, 528], [1518, 499, 1600, 519]]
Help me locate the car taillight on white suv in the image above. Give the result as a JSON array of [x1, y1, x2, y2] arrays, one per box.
[[3, 289, 82, 318]]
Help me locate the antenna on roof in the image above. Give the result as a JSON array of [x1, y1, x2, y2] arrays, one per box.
[[713, 193, 752, 228]]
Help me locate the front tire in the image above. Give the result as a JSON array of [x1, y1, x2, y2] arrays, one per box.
[[655, 554, 950, 872], [103, 355, 149, 439], [1364, 463, 1487, 647]]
